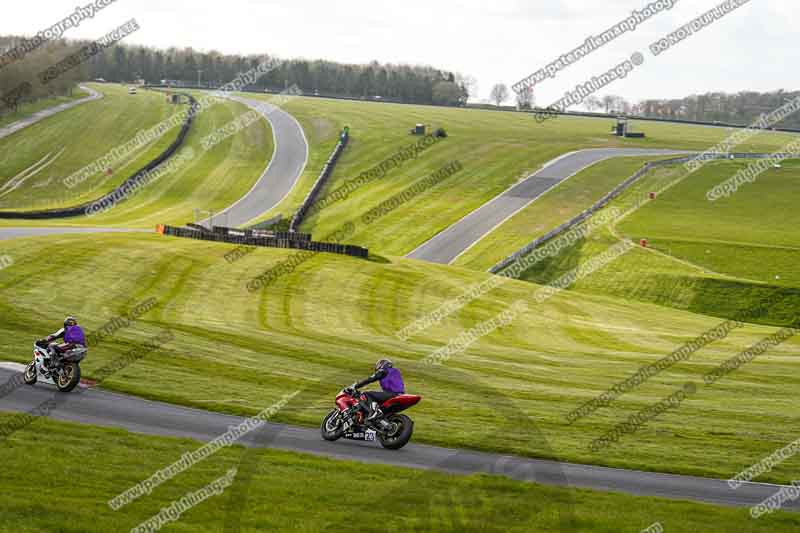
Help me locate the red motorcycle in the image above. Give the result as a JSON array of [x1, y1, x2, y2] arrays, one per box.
[[321, 388, 421, 450]]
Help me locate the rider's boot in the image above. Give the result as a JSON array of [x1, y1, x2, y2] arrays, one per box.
[[366, 402, 383, 422]]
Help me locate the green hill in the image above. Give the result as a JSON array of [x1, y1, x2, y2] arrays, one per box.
[[1, 231, 798, 483], [510, 158, 800, 327], [245, 94, 798, 256], [0, 84, 273, 227]]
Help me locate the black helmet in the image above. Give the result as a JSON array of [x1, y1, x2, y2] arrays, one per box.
[[375, 359, 393, 371], [64, 316, 77, 327]]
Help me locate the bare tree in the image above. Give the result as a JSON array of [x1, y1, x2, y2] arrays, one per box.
[[585, 95, 603, 112], [614, 96, 631, 114], [490, 83, 509, 107], [516, 85, 534, 110], [601, 95, 616, 114]]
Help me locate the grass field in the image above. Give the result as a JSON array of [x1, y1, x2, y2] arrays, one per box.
[[0, 84, 180, 210], [0, 84, 274, 228], [510, 158, 800, 326], [0, 232, 798, 485], [0, 87, 88, 129], [1, 94, 799, 527], [240, 94, 798, 257], [618, 159, 800, 285], [2, 88, 795, 246], [1, 415, 797, 532]]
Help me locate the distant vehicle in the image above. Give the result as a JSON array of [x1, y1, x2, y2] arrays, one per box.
[[93, 78, 106, 83], [128, 87, 137, 95], [373, 95, 383, 100]]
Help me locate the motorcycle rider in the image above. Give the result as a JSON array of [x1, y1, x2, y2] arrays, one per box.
[[37, 316, 86, 368], [346, 359, 404, 422]]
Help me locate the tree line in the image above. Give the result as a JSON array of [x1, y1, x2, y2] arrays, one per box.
[[6, 32, 797, 128], [0, 34, 472, 113], [0, 36, 85, 114], [565, 92, 800, 129], [486, 85, 800, 130], [576, 92, 800, 129], [635, 91, 800, 128]]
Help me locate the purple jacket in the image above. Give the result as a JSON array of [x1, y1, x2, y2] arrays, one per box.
[[65, 325, 86, 346], [379, 368, 405, 394], [51, 325, 86, 346]]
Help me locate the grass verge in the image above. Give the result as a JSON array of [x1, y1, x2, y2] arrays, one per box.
[[0, 415, 797, 532]]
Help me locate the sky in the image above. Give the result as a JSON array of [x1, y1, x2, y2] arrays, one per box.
[[2, 0, 798, 105]]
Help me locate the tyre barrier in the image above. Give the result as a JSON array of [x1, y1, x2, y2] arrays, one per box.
[[289, 128, 350, 232], [0, 93, 197, 219], [157, 224, 368, 259], [489, 152, 797, 275]]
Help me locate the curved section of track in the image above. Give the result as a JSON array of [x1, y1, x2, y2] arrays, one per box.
[[0, 366, 796, 512], [406, 148, 693, 264], [199, 95, 308, 228], [0, 94, 307, 232]]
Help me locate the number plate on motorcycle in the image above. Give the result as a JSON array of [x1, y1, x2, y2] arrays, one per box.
[[344, 431, 376, 442]]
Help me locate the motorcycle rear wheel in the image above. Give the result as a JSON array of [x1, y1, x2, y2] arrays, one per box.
[[23, 362, 37, 385], [321, 409, 344, 441], [378, 414, 413, 450], [55, 362, 80, 392]]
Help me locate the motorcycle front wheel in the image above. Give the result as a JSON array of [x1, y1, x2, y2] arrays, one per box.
[[321, 409, 344, 441], [23, 362, 37, 385], [55, 362, 80, 392]]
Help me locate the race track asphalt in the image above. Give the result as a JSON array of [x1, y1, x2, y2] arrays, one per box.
[[1, 367, 796, 512], [406, 148, 693, 264], [198, 95, 308, 228]]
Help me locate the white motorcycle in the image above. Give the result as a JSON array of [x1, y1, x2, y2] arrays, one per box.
[[23, 341, 86, 393]]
